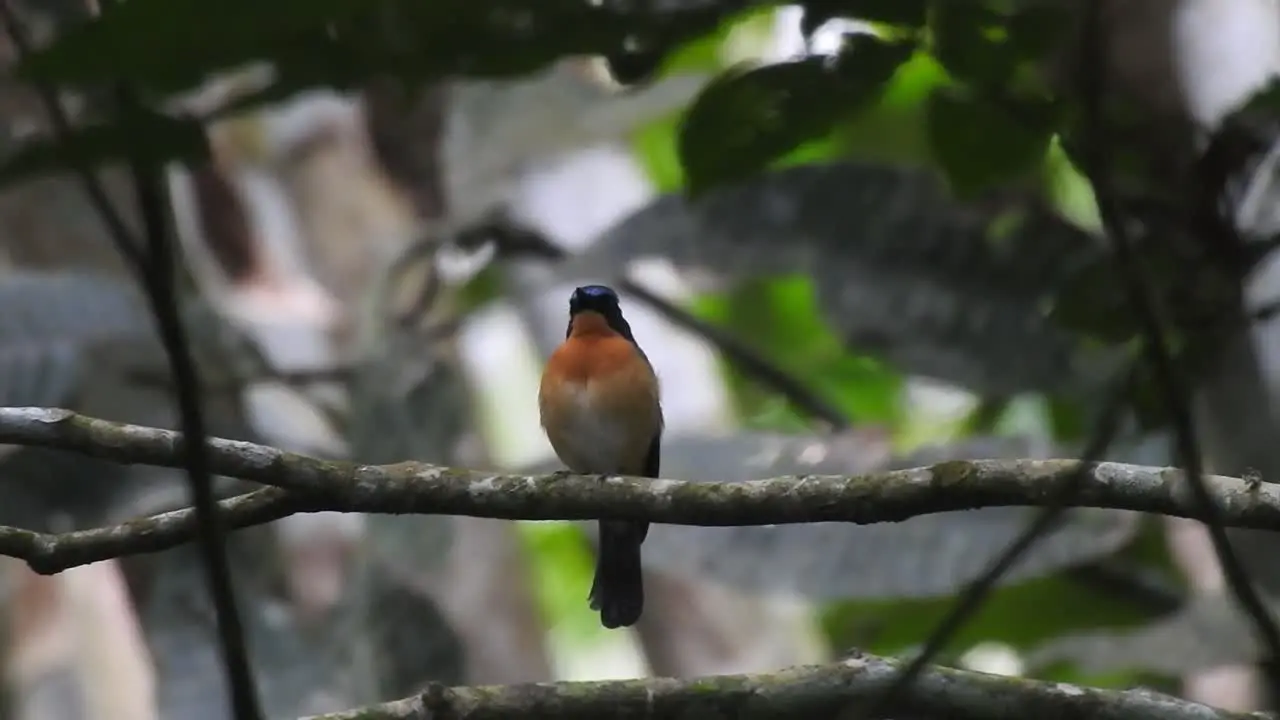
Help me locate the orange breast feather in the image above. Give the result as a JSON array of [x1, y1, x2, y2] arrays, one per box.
[[539, 331, 660, 475]]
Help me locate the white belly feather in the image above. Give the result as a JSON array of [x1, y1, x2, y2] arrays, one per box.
[[547, 381, 635, 474]]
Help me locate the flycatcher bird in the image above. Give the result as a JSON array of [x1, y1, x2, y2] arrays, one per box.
[[538, 284, 663, 629]]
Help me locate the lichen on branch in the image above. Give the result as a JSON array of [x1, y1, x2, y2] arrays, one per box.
[[301, 651, 1269, 720], [0, 407, 1273, 718], [0, 406, 1277, 575]]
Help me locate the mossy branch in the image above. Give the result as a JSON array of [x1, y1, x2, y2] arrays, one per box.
[[300, 651, 1267, 720], [1, 406, 1279, 576]]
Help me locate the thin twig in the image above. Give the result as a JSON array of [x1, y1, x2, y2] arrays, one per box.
[[121, 112, 263, 718], [1075, 0, 1280, 694], [620, 280, 850, 429], [10, 487, 312, 573]]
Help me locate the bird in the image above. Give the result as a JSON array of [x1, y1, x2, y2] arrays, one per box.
[[538, 284, 663, 629]]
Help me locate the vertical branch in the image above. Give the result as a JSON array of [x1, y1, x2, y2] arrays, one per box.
[[123, 105, 263, 719], [0, 3, 263, 718], [1075, 0, 1280, 699]]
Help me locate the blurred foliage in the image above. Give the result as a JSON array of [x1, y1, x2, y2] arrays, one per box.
[[631, 5, 774, 192], [3, 0, 1073, 200], [822, 516, 1184, 661], [564, 161, 1117, 399], [0, 109, 207, 190], [677, 34, 913, 194], [613, 0, 1175, 693], [691, 275, 904, 429], [823, 574, 1153, 660], [0, 0, 1248, 701], [925, 84, 1056, 198], [521, 433, 1143, 611], [523, 521, 603, 643]]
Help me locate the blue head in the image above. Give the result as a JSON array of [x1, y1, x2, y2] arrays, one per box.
[[567, 284, 634, 341]]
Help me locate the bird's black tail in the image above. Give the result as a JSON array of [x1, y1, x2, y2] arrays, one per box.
[[588, 519, 648, 629]]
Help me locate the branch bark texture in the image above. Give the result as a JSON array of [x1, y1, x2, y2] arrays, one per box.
[[300, 652, 1268, 720], [2, 407, 1280, 575], [0, 408, 1277, 718]]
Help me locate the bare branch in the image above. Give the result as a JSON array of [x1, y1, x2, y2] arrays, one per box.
[[298, 651, 1269, 720], [2, 407, 1280, 576], [1, 488, 314, 573]]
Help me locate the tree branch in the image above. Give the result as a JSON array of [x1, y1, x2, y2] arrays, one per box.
[[0, 487, 313, 573], [2, 407, 1280, 575], [297, 651, 1267, 720]]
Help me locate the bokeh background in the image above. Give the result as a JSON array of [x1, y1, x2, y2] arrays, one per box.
[[0, 0, 1276, 718]]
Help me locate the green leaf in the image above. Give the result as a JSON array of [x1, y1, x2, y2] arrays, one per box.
[[929, 0, 1010, 87], [18, 0, 353, 95], [1238, 77, 1280, 116], [570, 161, 1114, 396], [926, 86, 1055, 197], [678, 59, 838, 195], [634, 114, 687, 193], [835, 52, 947, 164], [20, 0, 741, 102], [1005, 4, 1073, 64], [929, 1, 1069, 90], [521, 521, 602, 642], [848, 0, 929, 26], [1047, 394, 1091, 442], [630, 6, 781, 193], [822, 568, 1169, 658], [678, 35, 914, 194], [1049, 258, 1138, 342], [705, 276, 904, 426], [0, 111, 208, 188]]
